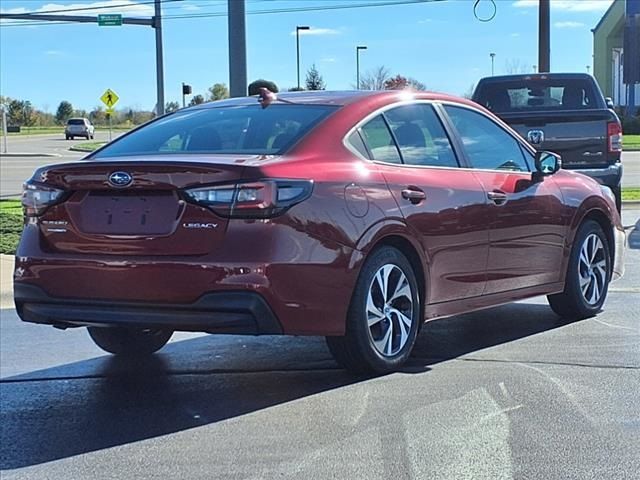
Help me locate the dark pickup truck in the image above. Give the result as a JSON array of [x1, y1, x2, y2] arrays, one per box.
[[472, 73, 623, 210]]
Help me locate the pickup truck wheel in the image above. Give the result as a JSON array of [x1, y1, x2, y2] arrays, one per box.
[[547, 220, 611, 320], [88, 327, 172, 355], [611, 186, 621, 213], [326, 246, 421, 374]]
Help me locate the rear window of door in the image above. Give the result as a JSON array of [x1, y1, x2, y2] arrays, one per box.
[[443, 106, 530, 172], [384, 104, 458, 167]]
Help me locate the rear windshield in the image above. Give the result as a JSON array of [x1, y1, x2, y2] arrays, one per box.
[[67, 119, 85, 125], [93, 104, 337, 158], [474, 78, 600, 113]]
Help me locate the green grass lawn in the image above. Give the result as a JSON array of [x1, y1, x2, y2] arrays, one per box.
[[70, 141, 107, 152], [624, 135, 640, 151], [622, 187, 640, 201], [0, 200, 23, 255]]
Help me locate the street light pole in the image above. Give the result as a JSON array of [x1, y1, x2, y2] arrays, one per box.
[[489, 52, 496, 76], [356, 45, 367, 90], [296, 26, 310, 89]]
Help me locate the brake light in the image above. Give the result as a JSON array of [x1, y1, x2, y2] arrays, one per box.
[[184, 179, 313, 218], [608, 122, 622, 153], [21, 181, 66, 217]]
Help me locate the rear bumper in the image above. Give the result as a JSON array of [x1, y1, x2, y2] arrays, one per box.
[[14, 283, 283, 334], [564, 163, 622, 189]]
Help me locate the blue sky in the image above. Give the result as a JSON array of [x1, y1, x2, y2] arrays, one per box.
[[0, 0, 615, 112]]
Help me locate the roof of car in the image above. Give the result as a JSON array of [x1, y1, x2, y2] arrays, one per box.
[[188, 90, 472, 109]]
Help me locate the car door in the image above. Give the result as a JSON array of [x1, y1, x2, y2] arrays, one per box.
[[441, 104, 566, 295], [352, 103, 489, 303]]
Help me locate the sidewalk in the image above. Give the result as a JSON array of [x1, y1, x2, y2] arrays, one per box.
[[1, 254, 14, 309]]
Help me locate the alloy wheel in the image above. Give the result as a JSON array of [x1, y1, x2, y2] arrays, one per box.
[[366, 264, 414, 357], [578, 233, 607, 305]]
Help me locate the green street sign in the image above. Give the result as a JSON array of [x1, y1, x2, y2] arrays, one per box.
[[98, 14, 122, 26]]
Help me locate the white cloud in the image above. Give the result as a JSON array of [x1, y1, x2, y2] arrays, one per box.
[[320, 57, 336, 63], [510, 32, 521, 37], [512, 0, 614, 12], [1, 0, 153, 17], [289, 27, 340, 36], [180, 3, 201, 12], [554, 21, 586, 28], [417, 18, 432, 24], [44, 50, 65, 56]]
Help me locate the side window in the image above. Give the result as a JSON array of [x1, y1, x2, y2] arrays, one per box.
[[347, 131, 370, 158], [359, 115, 402, 164], [384, 104, 458, 167], [444, 106, 530, 172]]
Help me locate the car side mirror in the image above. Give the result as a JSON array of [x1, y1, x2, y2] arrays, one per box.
[[605, 97, 614, 109], [534, 151, 561, 178]]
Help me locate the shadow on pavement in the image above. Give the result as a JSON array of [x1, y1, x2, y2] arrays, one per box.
[[1, 301, 568, 469]]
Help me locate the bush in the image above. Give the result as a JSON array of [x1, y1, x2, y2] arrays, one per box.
[[615, 107, 640, 134]]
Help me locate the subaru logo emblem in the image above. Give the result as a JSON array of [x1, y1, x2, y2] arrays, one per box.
[[527, 130, 544, 145], [108, 171, 133, 187]]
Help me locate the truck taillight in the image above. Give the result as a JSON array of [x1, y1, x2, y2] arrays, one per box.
[[184, 179, 313, 218], [21, 181, 66, 217], [608, 122, 622, 154]]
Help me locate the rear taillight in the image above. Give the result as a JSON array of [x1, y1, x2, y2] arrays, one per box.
[[184, 179, 313, 218], [608, 122, 622, 154], [21, 181, 66, 217]]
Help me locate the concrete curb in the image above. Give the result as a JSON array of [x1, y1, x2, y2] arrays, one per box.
[[0, 152, 61, 158], [68, 146, 96, 153], [622, 200, 640, 207]]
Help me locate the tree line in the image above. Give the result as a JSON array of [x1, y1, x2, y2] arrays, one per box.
[[1, 65, 427, 127]]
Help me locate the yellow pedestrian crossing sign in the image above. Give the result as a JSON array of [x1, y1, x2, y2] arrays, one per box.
[[101, 89, 119, 109]]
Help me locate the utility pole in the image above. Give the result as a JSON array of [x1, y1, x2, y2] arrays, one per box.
[[154, 0, 165, 115], [1, 104, 8, 154], [489, 52, 496, 76], [228, 0, 247, 97], [538, 0, 550, 73]]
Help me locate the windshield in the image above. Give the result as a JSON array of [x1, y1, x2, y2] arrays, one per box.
[[475, 78, 600, 113], [93, 104, 337, 158], [67, 119, 85, 125]]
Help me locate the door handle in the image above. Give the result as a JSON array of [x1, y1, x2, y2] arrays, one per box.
[[401, 188, 426, 204], [487, 190, 508, 205]]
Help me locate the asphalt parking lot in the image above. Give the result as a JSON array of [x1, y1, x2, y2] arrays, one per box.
[[1, 135, 639, 479], [0, 200, 638, 479]]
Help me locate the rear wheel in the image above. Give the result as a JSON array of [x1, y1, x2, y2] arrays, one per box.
[[326, 246, 421, 374], [65, 135, 70, 140], [547, 220, 611, 320], [88, 327, 172, 355]]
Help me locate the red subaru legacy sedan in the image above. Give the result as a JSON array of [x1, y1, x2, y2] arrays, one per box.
[[14, 90, 625, 373]]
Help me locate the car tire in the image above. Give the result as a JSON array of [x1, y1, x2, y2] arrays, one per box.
[[88, 327, 172, 355], [65, 135, 70, 140], [326, 246, 421, 374], [547, 220, 611, 320]]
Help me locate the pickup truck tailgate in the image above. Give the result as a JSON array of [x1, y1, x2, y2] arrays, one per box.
[[498, 110, 613, 168]]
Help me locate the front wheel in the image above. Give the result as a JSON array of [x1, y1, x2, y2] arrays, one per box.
[[547, 220, 611, 320], [326, 246, 421, 374], [88, 327, 172, 355]]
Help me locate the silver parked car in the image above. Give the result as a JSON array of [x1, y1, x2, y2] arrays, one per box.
[[65, 118, 95, 140]]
